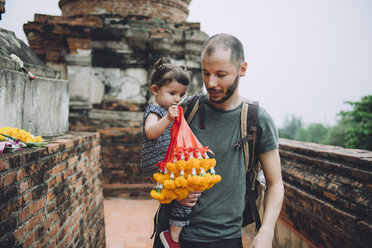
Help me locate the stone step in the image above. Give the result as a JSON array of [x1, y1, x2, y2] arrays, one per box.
[[103, 183, 155, 199]]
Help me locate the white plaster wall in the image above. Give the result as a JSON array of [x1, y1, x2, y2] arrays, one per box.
[[92, 67, 148, 104], [22, 78, 69, 136], [90, 73, 105, 104], [67, 65, 92, 102], [46, 62, 68, 80], [0, 68, 24, 129], [0, 62, 69, 136]]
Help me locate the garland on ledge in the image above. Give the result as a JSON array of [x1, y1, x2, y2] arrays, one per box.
[[0, 127, 47, 154]]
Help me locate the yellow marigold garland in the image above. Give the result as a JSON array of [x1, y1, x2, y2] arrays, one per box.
[[0, 127, 44, 143], [150, 147, 221, 204]]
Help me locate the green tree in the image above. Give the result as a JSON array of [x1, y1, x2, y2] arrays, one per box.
[[279, 95, 372, 151], [322, 118, 348, 147], [296, 123, 330, 144], [338, 95, 372, 150], [279, 115, 303, 139]]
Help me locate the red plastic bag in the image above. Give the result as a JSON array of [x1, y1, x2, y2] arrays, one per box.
[[151, 106, 221, 204]]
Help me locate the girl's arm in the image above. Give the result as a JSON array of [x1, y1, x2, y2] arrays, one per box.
[[144, 106, 179, 139]]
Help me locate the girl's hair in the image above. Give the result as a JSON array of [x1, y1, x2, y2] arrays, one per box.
[[149, 57, 190, 88]]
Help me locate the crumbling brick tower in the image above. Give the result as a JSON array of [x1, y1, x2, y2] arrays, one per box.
[[0, 0, 5, 20], [24, 0, 208, 197]]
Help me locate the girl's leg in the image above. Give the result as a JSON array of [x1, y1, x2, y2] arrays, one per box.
[[169, 201, 193, 242], [169, 225, 183, 242]]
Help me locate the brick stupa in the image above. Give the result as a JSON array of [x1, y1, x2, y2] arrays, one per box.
[[24, 0, 208, 193]]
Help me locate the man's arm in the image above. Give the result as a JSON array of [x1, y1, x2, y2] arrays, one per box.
[[250, 148, 284, 248]]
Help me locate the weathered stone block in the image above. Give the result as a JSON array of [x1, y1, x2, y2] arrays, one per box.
[[0, 55, 68, 136]]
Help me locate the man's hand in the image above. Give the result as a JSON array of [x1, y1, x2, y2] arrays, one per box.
[[176, 191, 202, 207], [167, 105, 179, 121], [249, 226, 274, 248]]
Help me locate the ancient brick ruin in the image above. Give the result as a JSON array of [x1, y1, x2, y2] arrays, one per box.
[[0, 29, 68, 136], [24, 0, 208, 194], [0, 0, 4, 20], [278, 139, 371, 247], [0, 0, 370, 247], [0, 25, 106, 247], [0, 133, 105, 247]]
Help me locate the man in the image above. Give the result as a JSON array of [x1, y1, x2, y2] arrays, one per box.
[[153, 33, 284, 248]]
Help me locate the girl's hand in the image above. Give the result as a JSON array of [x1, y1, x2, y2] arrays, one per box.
[[176, 191, 202, 207], [167, 105, 179, 121]]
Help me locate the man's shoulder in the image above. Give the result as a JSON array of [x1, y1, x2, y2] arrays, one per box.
[[257, 106, 275, 125], [256, 105, 279, 152]]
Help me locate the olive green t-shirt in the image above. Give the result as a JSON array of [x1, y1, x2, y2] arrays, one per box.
[[180, 98, 279, 242]]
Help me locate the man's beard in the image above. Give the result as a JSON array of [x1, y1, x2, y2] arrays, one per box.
[[208, 75, 239, 104]]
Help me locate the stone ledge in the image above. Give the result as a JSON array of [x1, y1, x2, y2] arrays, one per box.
[[279, 138, 372, 169], [0, 66, 69, 136], [88, 109, 143, 121], [279, 138, 372, 247], [0, 55, 61, 79], [0, 132, 100, 169]]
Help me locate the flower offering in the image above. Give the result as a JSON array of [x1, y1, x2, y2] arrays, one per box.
[[150, 106, 221, 204], [0, 127, 48, 154]]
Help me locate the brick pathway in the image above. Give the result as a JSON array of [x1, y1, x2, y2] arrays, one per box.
[[104, 198, 158, 248], [104, 198, 252, 248]]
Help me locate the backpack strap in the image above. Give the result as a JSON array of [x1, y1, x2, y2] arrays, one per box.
[[185, 96, 259, 173], [184, 93, 206, 129], [184, 94, 199, 121], [237, 99, 261, 231], [235, 100, 259, 175], [246, 100, 259, 186]]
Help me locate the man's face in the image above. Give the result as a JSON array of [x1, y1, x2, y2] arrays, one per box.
[[202, 48, 244, 104]]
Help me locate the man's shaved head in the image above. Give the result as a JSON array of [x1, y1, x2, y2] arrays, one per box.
[[201, 33, 245, 67]]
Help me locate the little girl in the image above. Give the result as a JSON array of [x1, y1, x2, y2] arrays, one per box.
[[140, 57, 190, 248]]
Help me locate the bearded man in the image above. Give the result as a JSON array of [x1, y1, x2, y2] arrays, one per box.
[[153, 33, 284, 248]]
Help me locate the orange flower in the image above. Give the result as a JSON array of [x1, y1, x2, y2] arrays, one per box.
[[150, 189, 165, 201], [175, 176, 188, 188], [174, 188, 189, 200], [153, 173, 170, 184], [163, 179, 176, 189], [186, 175, 202, 191], [166, 162, 179, 174], [0, 127, 44, 143]]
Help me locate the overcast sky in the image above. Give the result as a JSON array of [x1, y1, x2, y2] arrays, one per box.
[[1, 0, 371, 127]]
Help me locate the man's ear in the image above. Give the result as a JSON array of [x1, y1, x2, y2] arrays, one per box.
[[151, 85, 159, 95], [239, 62, 248, 76]]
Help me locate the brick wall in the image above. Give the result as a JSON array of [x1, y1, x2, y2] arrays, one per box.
[[59, 0, 190, 23], [278, 138, 371, 248], [24, 14, 103, 63], [0, 132, 105, 247], [69, 104, 154, 197]]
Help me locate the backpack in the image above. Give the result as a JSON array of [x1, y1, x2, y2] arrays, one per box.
[[183, 93, 264, 231]]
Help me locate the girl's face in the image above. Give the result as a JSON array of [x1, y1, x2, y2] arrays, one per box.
[[152, 80, 188, 109]]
